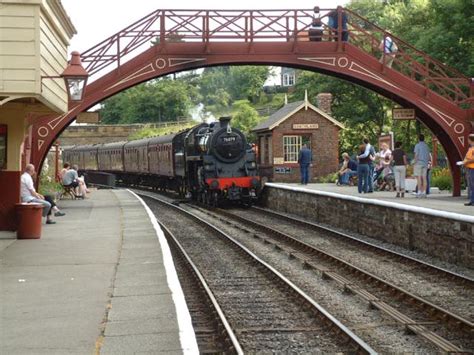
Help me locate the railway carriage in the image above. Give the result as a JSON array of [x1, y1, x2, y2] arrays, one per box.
[[97, 141, 125, 172]]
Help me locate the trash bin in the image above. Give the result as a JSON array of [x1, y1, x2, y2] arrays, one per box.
[[16, 203, 43, 239]]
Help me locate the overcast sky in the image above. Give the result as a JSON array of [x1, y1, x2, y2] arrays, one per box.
[[62, 0, 348, 53]]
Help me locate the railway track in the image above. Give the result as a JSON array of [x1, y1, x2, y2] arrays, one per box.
[[162, 222, 243, 354], [139, 192, 376, 354], [252, 206, 474, 285], [192, 205, 473, 353]]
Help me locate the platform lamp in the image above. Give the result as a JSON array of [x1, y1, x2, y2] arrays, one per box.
[[42, 51, 88, 102], [62, 51, 88, 102]]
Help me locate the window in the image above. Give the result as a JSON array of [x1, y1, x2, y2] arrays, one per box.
[[283, 136, 302, 163], [283, 73, 295, 87]]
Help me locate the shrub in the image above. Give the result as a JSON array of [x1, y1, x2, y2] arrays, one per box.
[[315, 172, 339, 183], [430, 167, 452, 191], [39, 162, 63, 196]]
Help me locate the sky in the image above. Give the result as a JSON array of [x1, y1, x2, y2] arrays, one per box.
[[62, 0, 348, 54]]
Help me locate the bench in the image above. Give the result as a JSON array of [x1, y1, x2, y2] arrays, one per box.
[[59, 185, 77, 200]]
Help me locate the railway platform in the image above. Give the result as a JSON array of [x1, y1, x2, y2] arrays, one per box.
[[263, 183, 473, 269], [0, 189, 197, 354], [281, 183, 474, 216]]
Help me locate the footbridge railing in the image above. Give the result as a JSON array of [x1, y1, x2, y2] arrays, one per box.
[[79, 7, 472, 108]]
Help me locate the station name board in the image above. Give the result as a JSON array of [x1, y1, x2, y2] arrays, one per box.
[[392, 108, 415, 120], [292, 123, 319, 130], [76, 112, 100, 124]]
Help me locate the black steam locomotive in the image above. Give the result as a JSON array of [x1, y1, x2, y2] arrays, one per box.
[[63, 117, 261, 205]]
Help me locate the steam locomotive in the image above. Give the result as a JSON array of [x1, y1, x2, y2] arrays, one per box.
[[62, 117, 261, 205]]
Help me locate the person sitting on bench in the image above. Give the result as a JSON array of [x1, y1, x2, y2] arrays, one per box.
[[21, 164, 57, 224], [62, 164, 84, 198]]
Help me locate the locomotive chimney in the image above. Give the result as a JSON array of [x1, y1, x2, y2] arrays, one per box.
[[219, 116, 232, 128]]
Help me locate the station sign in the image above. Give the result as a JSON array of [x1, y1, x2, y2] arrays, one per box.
[[275, 167, 292, 174], [292, 123, 319, 129], [76, 112, 100, 124], [392, 108, 416, 120]]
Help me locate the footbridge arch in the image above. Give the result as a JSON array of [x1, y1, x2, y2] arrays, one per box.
[[30, 7, 473, 195]]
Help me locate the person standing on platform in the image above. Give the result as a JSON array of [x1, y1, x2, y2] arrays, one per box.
[[357, 144, 371, 193], [462, 134, 474, 206], [20, 164, 56, 224], [413, 134, 431, 198], [298, 143, 313, 185], [358, 138, 376, 192], [391, 141, 408, 198]]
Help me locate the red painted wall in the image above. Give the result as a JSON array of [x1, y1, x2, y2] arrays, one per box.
[[0, 171, 21, 230]]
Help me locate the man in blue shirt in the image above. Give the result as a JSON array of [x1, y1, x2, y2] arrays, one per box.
[[413, 134, 431, 198], [298, 144, 313, 185]]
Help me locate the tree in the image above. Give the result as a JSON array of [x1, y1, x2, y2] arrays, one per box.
[[198, 66, 270, 116], [231, 100, 261, 140], [100, 78, 197, 124], [228, 66, 270, 103]]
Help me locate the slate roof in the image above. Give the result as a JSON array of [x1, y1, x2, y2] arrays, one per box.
[[252, 100, 344, 132], [252, 101, 304, 132]]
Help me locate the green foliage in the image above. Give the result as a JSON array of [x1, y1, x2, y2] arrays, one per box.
[[128, 122, 196, 140], [100, 77, 198, 124], [39, 165, 62, 196], [199, 66, 270, 115], [231, 100, 261, 142], [430, 167, 453, 190], [315, 172, 339, 184]]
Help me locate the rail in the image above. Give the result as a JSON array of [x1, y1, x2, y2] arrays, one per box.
[[79, 7, 472, 108]]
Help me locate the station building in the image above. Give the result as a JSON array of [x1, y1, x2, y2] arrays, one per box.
[[0, 0, 76, 230], [252, 93, 344, 183]]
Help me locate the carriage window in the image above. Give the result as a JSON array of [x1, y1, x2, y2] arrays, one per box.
[[283, 135, 302, 163]]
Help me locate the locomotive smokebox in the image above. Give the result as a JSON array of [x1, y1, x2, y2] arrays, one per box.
[[219, 116, 232, 128]]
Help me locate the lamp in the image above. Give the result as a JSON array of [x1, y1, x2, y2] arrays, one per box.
[[42, 51, 88, 102], [62, 51, 88, 102]]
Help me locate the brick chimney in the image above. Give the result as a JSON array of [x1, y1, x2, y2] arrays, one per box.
[[316, 93, 333, 114]]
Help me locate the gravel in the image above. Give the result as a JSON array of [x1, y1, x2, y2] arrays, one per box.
[[233, 208, 474, 322], [143, 196, 355, 353], [185, 205, 440, 354]]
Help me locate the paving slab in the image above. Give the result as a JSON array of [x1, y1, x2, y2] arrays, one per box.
[[100, 333, 182, 354], [0, 189, 198, 354]]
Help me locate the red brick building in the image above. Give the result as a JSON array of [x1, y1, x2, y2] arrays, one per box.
[[252, 93, 344, 183]]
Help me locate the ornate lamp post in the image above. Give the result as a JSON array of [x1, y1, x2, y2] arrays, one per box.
[[42, 51, 88, 102]]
